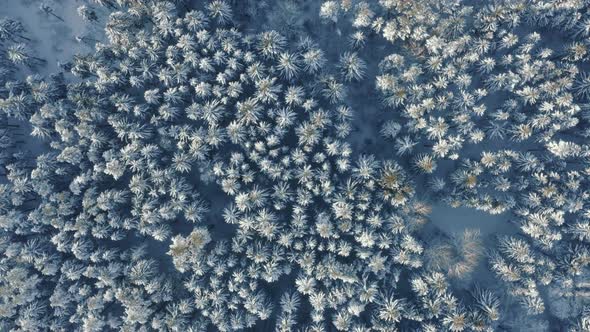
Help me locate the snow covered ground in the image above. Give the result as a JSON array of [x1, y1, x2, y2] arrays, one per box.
[[0, 0, 99, 77], [429, 205, 516, 237]]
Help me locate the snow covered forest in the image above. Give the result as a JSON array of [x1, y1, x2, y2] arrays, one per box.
[[1, 0, 590, 330]]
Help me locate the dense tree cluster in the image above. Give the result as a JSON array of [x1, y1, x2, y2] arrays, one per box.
[[1, 0, 590, 330], [322, 0, 590, 325], [2, 1, 441, 330]]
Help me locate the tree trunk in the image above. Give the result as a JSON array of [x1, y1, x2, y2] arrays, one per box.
[[47, 12, 65, 22], [32, 56, 47, 63], [82, 36, 100, 43]]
